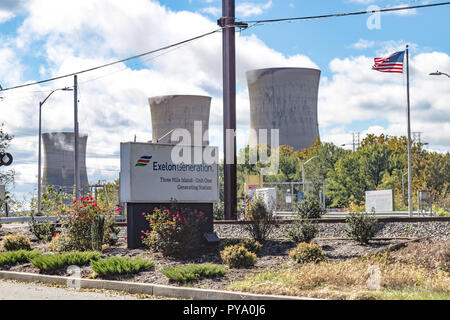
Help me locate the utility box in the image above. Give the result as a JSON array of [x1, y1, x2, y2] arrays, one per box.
[[365, 189, 393, 212], [255, 188, 277, 212]]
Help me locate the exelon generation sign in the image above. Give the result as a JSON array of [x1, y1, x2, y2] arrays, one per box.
[[120, 142, 219, 203]]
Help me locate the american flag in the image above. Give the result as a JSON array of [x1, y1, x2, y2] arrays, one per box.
[[372, 51, 405, 73]]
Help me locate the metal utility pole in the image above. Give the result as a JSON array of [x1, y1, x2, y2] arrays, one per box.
[[74, 75, 80, 200], [219, 0, 237, 220], [406, 45, 413, 217], [37, 87, 73, 215]]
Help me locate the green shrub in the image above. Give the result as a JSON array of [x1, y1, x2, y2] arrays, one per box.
[[30, 251, 101, 271], [288, 220, 319, 243], [162, 264, 227, 284], [0, 250, 41, 268], [28, 216, 57, 242], [103, 216, 120, 246], [244, 197, 275, 242], [345, 211, 378, 244], [91, 256, 154, 277], [61, 195, 119, 251], [221, 245, 257, 268], [294, 198, 326, 219], [48, 234, 74, 252], [213, 201, 224, 220], [220, 239, 262, 255], [1, 233, 32, 251], [289, 242, 326, 264], [142, 205, 208, 257]]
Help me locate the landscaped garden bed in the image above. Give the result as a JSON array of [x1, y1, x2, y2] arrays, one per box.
[[0, 198, 448, 300]]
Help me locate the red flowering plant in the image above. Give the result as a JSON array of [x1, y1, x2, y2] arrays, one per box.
[[142, 205, 208, 257], [60, 195, 120, 251]]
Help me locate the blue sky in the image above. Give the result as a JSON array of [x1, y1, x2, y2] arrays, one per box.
[[0, 0, 449, 208]]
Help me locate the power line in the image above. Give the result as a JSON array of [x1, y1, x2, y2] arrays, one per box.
[[0, 28, 223, 92], [243, 2, 450, 24]]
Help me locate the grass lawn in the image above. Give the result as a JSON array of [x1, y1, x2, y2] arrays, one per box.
[[228, 252, 450, 300]]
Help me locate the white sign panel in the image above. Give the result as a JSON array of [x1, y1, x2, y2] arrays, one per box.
[[255, 188, 277, 212], [120, 142, 219, 203], [365, 189, 393, 212]]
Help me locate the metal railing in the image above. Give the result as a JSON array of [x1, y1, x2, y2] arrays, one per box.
[[0, 215, 127, 224]]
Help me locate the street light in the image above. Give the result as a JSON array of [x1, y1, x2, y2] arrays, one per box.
[[302, 155, 319, 197], [37, 87, 73, 215], [429, 71, 450, 78]]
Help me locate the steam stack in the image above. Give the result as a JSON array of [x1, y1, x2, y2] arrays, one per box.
[[246, 67, 321, 151], [42, 132, 89, 194], [149, 95, 211, 145]]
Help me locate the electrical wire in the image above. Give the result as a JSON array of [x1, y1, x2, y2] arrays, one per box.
[[2, 2, 448, 93], [242, 2, 450, 24], [0, 28, 223, 92]]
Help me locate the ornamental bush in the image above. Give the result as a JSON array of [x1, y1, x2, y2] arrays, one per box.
[[48, 234, 74, 252], [244, 197, 275, 242], [30, 251, 101, 272], [287, 220, 319, 243], [220, 239, 262, 255], [91, 256, 154, 277], [345, 211, 378, 244], [1, 233, 32, 251], [162, 264, 227, 284], [289, 242, 327, 264], [28, 215, 57, 242], [294, 198, 326, 219], [221, 245, 257, 268], [60, 195, 120, 251], [142, 206, 208, 257], [0, 250, 41, 268]]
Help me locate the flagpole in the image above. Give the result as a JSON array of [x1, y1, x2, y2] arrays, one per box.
[[406, 44, 413, 217]]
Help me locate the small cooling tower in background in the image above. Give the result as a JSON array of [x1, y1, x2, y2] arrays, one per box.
[[149, 95, 211, 146], [42, 132, 89, 194], [246, 67, 321, 151]]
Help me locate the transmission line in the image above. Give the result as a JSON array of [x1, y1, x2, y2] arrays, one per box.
[[243, 2, 450, 24], [0, 28, 222, 92]]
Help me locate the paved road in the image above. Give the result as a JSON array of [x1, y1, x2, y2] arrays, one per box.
[[0, 279, 148, 300]]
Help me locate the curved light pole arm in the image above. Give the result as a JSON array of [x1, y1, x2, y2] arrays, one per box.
[[302, 155, 319, 195]]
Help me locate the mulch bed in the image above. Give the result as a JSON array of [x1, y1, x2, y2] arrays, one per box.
[[2, 236, 413, 291]]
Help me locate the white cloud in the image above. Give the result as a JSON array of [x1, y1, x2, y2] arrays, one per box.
[[1, 0, 317, 203], [319, 50, 450, 151], [236, 0, 272, 18], [201, 7, 220, 17]]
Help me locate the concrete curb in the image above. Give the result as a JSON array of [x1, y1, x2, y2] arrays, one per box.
[[0, 271, 314, 300]]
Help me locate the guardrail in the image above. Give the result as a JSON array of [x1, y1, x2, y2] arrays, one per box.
[[0, 215, 127, 224]]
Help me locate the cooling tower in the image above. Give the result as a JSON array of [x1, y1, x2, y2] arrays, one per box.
[[246, 67, 321, 151], [42, 132, 89, 194], [149, 95, 211, 145]]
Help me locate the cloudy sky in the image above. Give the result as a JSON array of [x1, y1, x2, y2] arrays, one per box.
[[0, 0, 449, 203]]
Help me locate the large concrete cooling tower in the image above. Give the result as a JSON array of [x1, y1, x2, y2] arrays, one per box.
[[42, 132, 89, 193], [149, 95, 211, 145], [247, 67, 321, 151]]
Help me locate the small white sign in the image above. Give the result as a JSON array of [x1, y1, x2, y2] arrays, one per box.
[[285, 195, 292, 204], [365, 189, 393, 212], [120, 142, 219, 203]]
